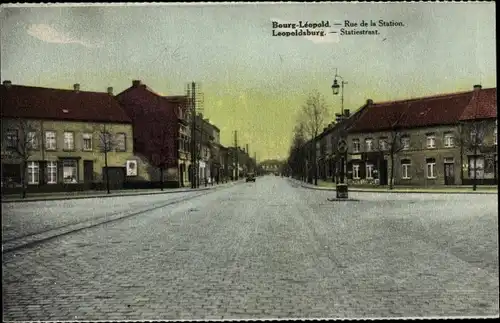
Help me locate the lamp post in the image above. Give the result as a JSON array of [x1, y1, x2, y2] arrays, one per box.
[[331, 69, 349, 199]]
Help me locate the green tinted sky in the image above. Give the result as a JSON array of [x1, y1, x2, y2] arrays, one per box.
[[0, 2, 496, 161]]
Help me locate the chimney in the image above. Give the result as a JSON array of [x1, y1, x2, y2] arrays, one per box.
[[107, 87, 113, 95], [344, 109, 350, 117], [473, 84, 482, 91], [73, 83, 80, 92], [366, 99, 373, 105], [3, 80, 12, 88], [132, 80, 141, 87]]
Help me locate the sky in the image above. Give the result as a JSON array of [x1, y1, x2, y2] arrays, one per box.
[[1, 2, 496, 162]]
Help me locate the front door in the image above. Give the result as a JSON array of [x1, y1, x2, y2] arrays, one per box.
[[84, 160, 94, 183], [444, 163, 455, 185]]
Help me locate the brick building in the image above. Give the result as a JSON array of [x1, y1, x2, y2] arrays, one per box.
[[1, 81, 136, 193], [115, 80, 187, 188], [345, 85, 497, 186]]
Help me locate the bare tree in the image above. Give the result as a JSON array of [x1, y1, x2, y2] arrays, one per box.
[[95, 123, 115, 194], [299, 91, 329, 185], [287, 122, 307, 181], [2, 118, 39, 198], [385, 128, 406, 189], [455, 120, 488, 191]]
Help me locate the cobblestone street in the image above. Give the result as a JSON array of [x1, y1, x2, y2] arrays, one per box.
[[2, 176, 498, 320]]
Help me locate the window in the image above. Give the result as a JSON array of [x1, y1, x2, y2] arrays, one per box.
[[27, 161, 39, 184], [352, 139, 360, 153], [468, 156, 485, 179], [426, 158, 436, 179], [401, 159, 411, 179], [27, 131, 39, 150], [82, 133, 93, 151], [116, 133, 126, 151], [470, 128, 482, 146], [365, 138, 373, 152], [62, 160, 78, 183], [352, 164, 360, 179], [494, 120, 497, 145], [45, 131, 56, 150], [444, 133, 454, 148], [378, 137, 388, 151], [401, 136, 410, 150], [63, 132, 74, 150], [366, 163, 374, 179], [100, 132, 113, 152], [46, 161, 57, 184], [6, 129, 18, 148], [426, 134, 436, 149]]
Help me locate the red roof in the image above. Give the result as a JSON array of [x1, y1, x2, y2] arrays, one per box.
[[460, 88, 497, 120], [348, 87, 496, 133], [1, 84, 131, 123]]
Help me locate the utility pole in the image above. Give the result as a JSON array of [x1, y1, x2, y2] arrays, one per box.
[[190, 82, 197, 189], [234, 131, 239, 181]]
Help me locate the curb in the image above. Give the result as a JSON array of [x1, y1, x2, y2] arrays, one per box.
[[1, 181, 245, 203], [288, 179, 498, 195]]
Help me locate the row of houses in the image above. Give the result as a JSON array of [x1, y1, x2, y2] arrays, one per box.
[[289, 85, 497, 186], [1, 80, 256, 193]]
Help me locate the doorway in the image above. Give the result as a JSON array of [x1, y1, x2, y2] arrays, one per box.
[[444, 163, 455, 185]]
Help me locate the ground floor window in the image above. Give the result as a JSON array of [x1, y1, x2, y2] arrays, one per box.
[[63, 159, 78, 183], [27, 161, 39, 184], [401, 159, 411, 179], [366, 163, 374, 179], [468, 156, 485, 179], [426, 158, 436, 179], [352, 164, 360, 179], [47, 161, 57, 184]]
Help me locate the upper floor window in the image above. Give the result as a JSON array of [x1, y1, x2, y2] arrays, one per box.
[[100, 132, 113, 152], [82, 133, 93, 151], [352, 139, 360, 153], [365, 138, 373, 152], [426, 134, 436, 149], [45, 131, 56, 150], [378, 137, 388, 151], [401, 136, 410, 150], [444, 133, 455, 148], [115, 133, 126, 152], [5, 129, 18, 148], [27, 131, 39, 150], [470, 129, 482, 146], [63, 131, 75, 150]]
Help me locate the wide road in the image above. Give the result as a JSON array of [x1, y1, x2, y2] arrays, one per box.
[[2, 176, 498, 320]]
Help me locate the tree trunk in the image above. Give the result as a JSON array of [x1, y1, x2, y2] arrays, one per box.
[[473, 147, 477, 191], [389, 152, 395, 190], [105, 150, 110, 194], [313, 146, 318, 186], [21, 161, 27, 199], [460, 141, 464, 185], [160, 167, 164, 191]]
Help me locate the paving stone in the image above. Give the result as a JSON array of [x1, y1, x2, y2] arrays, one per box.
[[2, 178, 498, 320]]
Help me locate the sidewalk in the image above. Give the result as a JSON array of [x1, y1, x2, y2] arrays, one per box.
[[288, 178, 498, 194], [1, 180, 246, 203]]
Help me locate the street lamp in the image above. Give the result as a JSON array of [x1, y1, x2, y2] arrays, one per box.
[[331, 68, 349, 199]]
